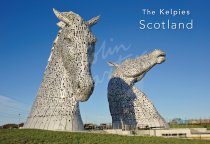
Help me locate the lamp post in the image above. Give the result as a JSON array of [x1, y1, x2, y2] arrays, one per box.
[[18, 114, 21, 128]]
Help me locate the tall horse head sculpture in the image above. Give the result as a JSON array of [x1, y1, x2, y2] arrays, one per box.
[[24, 9, 99, 131]]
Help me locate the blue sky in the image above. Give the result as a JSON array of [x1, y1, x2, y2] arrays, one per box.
[[0, 0, 210, 125]]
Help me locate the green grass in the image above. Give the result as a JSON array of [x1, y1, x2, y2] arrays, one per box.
[[0, 129, 210, 144]]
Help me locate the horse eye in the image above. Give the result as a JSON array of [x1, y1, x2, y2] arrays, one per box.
[[64, 37, 72, 43]]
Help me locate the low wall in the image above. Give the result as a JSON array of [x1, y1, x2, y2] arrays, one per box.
[[136, 128, 191, 137], [190, 128, 207, 133], [104, 128, 210, 139], [104, 129, 131, 135]]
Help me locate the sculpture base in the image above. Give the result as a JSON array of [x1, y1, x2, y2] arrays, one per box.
[[24, 113, 84, 131]]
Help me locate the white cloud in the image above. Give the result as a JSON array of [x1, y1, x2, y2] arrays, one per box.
[[0, 95, 30, 125]]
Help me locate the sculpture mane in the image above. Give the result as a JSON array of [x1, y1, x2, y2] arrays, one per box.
[[108, 49, 169, 129], [24, 9, 99, 131]]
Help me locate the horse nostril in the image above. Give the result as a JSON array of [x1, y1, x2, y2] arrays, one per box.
[[91, 85, 94, 92], [77, 83, 80, 89]]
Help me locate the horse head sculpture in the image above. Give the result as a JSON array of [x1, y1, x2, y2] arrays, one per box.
[[24, 9, 99, 131]]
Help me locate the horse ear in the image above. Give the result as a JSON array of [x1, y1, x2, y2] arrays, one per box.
[[87, 15, 100, 27], [53, 8, 71, 25], [57, 21, 66, 28], [107, 61, 119, 68]]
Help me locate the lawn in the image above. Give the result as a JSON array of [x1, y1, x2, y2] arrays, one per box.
[[0, 129, 210, 144]]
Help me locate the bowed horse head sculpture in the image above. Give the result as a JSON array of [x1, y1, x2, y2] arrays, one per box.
[[24, 9, 99, 131], [53, 8, 100, 101]]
